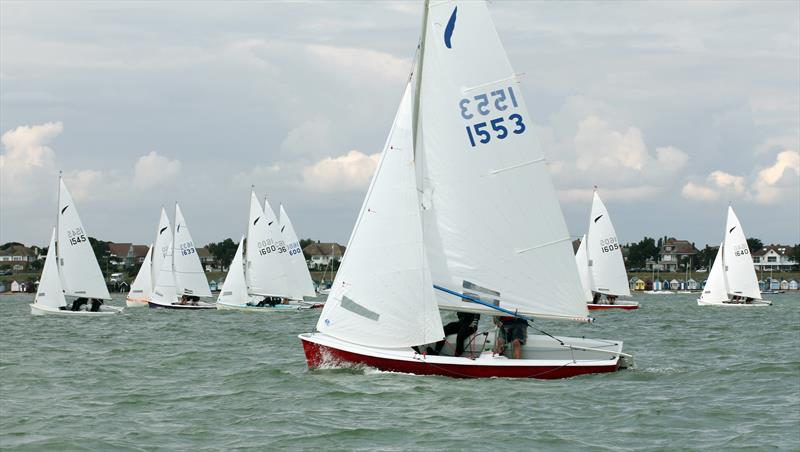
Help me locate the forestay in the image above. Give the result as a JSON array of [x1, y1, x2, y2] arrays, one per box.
[[416, 1, 589, 321], [587, 192, 631, 297], [723, 206, 761, 299], [574, 235, 593, 302], [246, 191, 290, 297], [217, 237, 250, 306], [129, 245, 153, 298], [56, 178, 110, 300], [34, 228, 67, 309], [172, 204, 211, 297], [151, 208, 172, 290], [151, 241, 178, 304], [699, 243, 728, 303], [317, 82, 445, 348], [280, 205, 317, 299]]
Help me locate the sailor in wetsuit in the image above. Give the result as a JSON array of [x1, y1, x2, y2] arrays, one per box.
[[428, 311, 480, 357], [89, 298, 104, 312], [71, 297, 89, 311]]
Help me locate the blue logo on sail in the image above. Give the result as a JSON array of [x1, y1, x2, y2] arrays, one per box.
[[444, 6, 457, 49]]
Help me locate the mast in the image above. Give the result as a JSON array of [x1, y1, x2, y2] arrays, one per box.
[[411, 0, 429, 157], [173, 201, 177, 293], [55, 171, 62, 269]]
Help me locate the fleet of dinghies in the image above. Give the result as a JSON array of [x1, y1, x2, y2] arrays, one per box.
[[216, 189, 318, 311], [298, 0, 632, 379], [30, 176, 121, 316], [26, 0, 781, 381], [697, 206, 772, 306], [575, 190, 640, 311]]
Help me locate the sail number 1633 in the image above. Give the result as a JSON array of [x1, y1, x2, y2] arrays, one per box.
[[459, 86, 527, 148]]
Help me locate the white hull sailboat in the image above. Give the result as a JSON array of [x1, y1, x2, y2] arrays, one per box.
[[216, 191, 312, 312], [697, 206, 772, 307], [148, 203, 214, 309], [31, 177, 120, 316], [300, 1, 629, 380], [127, 208, 173, 307], [576, 191, 639, 311]]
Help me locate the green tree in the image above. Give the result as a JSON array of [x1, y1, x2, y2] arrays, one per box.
[[792, 244, 800, 266], [299, 238, 315, 261], [207, 239, 237, 269], [696, 245, 717, 269], [746, 237, 763, 253], [626, 237, 658, 269], [88, 237, 111, 277]]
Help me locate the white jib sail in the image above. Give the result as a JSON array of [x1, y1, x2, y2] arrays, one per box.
[[217, 237, 249, 306], [172, 203, 211, 297], [128, 245, 153, 298], [417, 0, 589, 321], [246, 191, 290, 297], [587, 191, 631, 296], [151, 208, 172, 290], [56, 177, 110, 300], [279, 205, 317, 299], [151, 241, 178, 304], [35, 228, 67, 309], [575, 235, 593, 302], [317, 81, 445, 348], [723, 206, 761, 299], [700, 243, 728, 303]]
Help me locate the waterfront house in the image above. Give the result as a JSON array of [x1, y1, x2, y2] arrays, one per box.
[[635, 279, 645, 291], [10, 280, 21, 292], [196, 247, 217, 271], [670, 279, 680, 290], [789, 280, 798, 290], [687, 278, 698, 290], [109, 243, 151, 267], [303, 242, 346, 270], [645, 279, 653, 290], [648, 239, 700, 272], [629, 277, 638, 290], [752, 245, 797, 271], [780, 280, 789, 290], [758, 280, 766, 291], [769, 279, 780, 290]]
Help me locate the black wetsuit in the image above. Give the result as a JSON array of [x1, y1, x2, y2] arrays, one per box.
[[89, 299, 103, 312], [71, 298, 89, 311], [434, 312, 480, 357]]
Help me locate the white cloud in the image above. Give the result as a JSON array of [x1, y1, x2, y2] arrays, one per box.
[[681, 150, 799, 204], [0, 121, 63, 206], [752, 150, 800, 203], [656, 146, 689, 171], [133, 151, 182, 190], [280, 117, 334, 157], [302, 150, 380, 193], [681, 181, 720, 201], [305, 44, 410, 83], [574, 116, 649, 171], [64, 169, 104, 202]]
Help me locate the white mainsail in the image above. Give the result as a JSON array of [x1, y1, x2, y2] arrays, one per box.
[[172, 204, 211, 297], [151, 241, 178, 304], [574, 235, 593, 302], [699, 243, 728, 303], [246, 191, 290, 297], [723, 206, 761, 299], [34, 228, 67, 309], [128, 245, 153, 298], [280, 205, 316, 299], [151, 208, 172, 289], [217, 237, 250, 306], [317, 81, 445, 348], [56, 177, 110, 299], [587, 191, 631, 297], [416, 1, 589, 321]]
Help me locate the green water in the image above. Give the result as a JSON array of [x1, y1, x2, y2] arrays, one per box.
[[1, 293, 798, 451]]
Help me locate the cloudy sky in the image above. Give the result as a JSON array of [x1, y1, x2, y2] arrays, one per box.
[[2, 1, 798, 250]]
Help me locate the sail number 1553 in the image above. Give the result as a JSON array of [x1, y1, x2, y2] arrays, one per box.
[[459, 86, 526, 148]]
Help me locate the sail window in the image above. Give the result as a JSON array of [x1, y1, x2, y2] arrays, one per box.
[[341, 296, 380, 321]]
